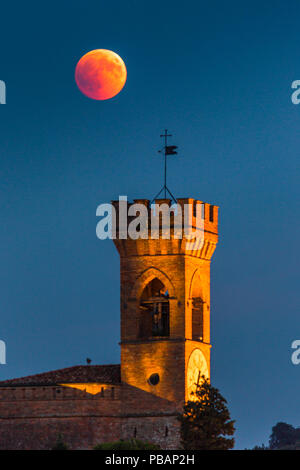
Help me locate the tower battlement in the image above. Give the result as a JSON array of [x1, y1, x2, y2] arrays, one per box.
[[112, 197, 218, 259], [111, 197, 218, 232], [0, 383, 120, 404]]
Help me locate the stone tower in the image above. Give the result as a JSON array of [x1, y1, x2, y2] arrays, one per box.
[[0, 196, 219, 450], [112, 197, 219, 444]]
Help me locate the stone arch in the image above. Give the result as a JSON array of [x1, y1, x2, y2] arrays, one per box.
[[139, 278, 170, 338], [189, 268, 205, 341], [131, 267, 175, 340], [131, 267, 176, 301], [189, 268, 204, 300]]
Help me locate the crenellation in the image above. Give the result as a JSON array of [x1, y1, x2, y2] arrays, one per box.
[[0, 384, 120, 402], [113, 198, 218, 259]]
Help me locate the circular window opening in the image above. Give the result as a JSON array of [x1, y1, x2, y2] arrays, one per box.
[[148, 373, 160, 386]]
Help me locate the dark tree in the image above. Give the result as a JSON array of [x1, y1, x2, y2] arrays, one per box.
[[269, 422, 300, 450], [251, 444, 269, 450], [178, 376, 235, 450]]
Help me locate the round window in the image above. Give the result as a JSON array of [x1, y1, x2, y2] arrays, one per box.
[[148, 373, 160, 386]]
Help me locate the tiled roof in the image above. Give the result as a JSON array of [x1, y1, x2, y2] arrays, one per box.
[[0, 364, 121, 387]]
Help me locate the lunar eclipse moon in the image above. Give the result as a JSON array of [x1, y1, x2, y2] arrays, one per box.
[[75, 49, 127, 100]]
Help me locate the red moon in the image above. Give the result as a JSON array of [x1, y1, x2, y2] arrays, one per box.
[[75, 49, 127, 100]]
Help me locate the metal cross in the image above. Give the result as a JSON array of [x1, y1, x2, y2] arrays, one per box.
[[151, 129, 178, 203]]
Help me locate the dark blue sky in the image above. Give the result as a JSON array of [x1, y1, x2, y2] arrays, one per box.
[[0, 0, 300, 449]]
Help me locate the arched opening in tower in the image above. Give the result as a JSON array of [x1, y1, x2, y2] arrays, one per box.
[[191, 298, 204, 341], [190, 273, 205, 341], [139, 278, 170, 339]]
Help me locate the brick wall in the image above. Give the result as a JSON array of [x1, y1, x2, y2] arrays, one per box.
[[0, 384, 121, 449], [0, 383, 182, 449], [121, 415, 181, 450]]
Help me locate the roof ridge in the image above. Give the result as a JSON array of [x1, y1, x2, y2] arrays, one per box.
[[0, 364, 121, 386]]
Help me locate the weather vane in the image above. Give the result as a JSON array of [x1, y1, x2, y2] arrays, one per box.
[[151, 129, 178, 203]]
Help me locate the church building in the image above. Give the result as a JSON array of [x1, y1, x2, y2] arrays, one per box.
[[0, 197, 218, 449]]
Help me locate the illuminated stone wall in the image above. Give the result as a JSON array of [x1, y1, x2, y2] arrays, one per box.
[[0, 384, 121, 449]]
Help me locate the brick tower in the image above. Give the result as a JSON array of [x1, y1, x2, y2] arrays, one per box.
[[0, 197, 218, 450], [113, 197, 219, 446]]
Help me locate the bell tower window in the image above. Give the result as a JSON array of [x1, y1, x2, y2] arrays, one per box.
[[192, 297, 204, 341], [139, 278, 170, 339]]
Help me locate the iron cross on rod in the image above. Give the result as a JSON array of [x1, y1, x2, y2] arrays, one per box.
[[151, 129, 178, 203], [160, 129, 172, 197]]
